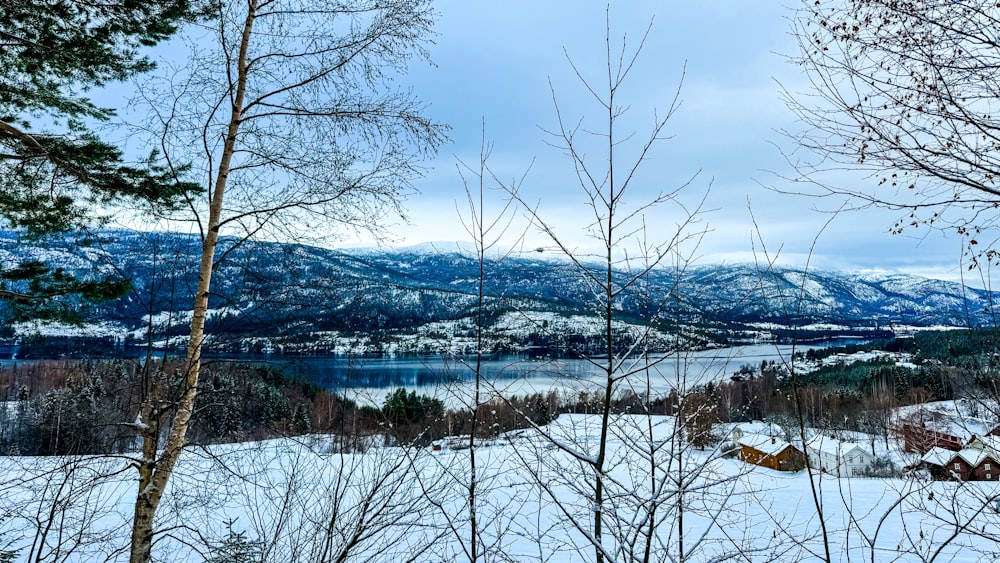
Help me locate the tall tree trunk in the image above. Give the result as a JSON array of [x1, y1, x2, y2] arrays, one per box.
[[593, 84, 616, 563], [128, 4, 255, 562]]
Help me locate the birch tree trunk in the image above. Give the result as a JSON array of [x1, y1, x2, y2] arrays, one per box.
[[129, 5, 255, 561], [127, 1, 443, 560]]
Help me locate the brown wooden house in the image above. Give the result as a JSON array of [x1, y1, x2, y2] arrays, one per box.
[[899, 423, 967, 453], [941, 449, 1000, 481], [971, 455, 1000, 481], [738, 434, 803, 472], [944, 450, 978, 481], [895, 404, 1000, 454]]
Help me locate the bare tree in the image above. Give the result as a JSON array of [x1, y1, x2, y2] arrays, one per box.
[[786, 0, 1000, 262], [161, 437, 448, 563], [495, 8, 761, 561], [435, 125, 526, 561], [124, 1, 446, 561], [746, 216, 1000, 562], [781, 2, 1000, 558], [0, 455, 132, 563]]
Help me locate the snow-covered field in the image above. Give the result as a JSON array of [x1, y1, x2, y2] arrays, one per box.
[[2, 414, 1000, 562]]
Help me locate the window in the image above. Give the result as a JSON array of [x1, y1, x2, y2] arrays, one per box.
[[955, 463, 961, 470], [986, 463, 992, 470], [988, 473, 993, 480]]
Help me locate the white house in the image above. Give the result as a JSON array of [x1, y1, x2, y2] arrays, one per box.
[[805, 435, 873, 477]]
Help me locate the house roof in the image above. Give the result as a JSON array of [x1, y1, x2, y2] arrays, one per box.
[[805, 435, 868, 458], [894, 401, 1000, 441], [953, 449, 988, 467], [968, 435, 1000, 455], [921, 447, 956, 466], [739, 433, 796, 457], [728, 421, 783, 438]]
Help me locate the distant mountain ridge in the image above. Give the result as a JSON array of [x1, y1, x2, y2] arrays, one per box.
[[0, 229, 994, 353]]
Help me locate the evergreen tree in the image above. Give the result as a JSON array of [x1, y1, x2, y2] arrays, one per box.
[[892, 366, 912, 400], [0, 0, 200, 322], [291, 404, 311, 434], [206, 519, 263, 563]]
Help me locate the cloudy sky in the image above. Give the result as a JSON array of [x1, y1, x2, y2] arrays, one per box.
[[355, 0, 973, 283], [100, 1, 975, 282]]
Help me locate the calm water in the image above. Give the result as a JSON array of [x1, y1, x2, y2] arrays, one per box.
[[277, 344, 818, 405], [0, 342, 852, 406]]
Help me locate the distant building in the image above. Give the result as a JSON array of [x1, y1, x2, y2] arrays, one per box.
[[920, 441, 1000, 481], [806, 435, 873, 477], [894, 402, 1000, 454], [944, 449, 985, 481], [979, 457, 1000, 482], [966, 435, 1000, 459], [948, 445, 1000, 482], [920, 447, 956, 480], [738, 434, 803, 472], [724, 421, 783, 453]]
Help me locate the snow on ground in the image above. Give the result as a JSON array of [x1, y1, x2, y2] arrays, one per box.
[[744, 322, 959, 335], [895, 399, 999, 422], [795, 349, 915, 374], [2, 414, 1000, 562], [11, 320, 127, 339]]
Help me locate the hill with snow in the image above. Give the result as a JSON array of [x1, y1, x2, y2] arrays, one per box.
[[1, 229, 995, 353], [2, 414, 998, 562]]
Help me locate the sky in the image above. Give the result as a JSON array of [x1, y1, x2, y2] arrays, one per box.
[[87, 0, 977, 284], [353, 0, 975, 283]]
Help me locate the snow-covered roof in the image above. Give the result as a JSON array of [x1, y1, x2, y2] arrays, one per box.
[[739, 433, 795, 457], [921, 447, 956, 466], [955, 449, 988, 467], [894, 401, 1000, 441], [969, 434, 1000, 455], [728, 421, 782, 438], [806, 435, 867, 458]]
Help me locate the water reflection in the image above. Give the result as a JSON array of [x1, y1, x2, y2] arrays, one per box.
[[0, 341, 858, 407], [275, 344, 823, 405]]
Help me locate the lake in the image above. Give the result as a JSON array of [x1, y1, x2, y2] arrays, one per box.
[[275, 343, 820, 406], [0, 342, 852, 407]]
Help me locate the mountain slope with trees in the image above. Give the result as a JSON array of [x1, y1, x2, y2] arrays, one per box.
[[1, 229, 994, 354]]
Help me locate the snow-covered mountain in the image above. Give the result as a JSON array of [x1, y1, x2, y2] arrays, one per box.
[[1, 230, 994, 352]]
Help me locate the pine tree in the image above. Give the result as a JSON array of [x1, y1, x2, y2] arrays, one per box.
[[291, 404, 311, 435], [0, 0, 199, 322], [207, 519, 263, 563], [892, 366, 911, 400]]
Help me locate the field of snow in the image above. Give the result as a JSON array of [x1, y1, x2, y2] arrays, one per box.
[[2, 414, 1000, 562]]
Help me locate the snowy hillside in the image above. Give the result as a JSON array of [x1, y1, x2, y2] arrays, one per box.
[[1, 230, 994, 352], [2, 415, 998, 562]]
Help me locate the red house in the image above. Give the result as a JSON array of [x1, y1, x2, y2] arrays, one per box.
[[944, 450, 982, 481], [942, 449, 1000, 481], [919, 447, 955, 480], [971, 456, 1000, 481], [895, 403, 1000, 454]]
